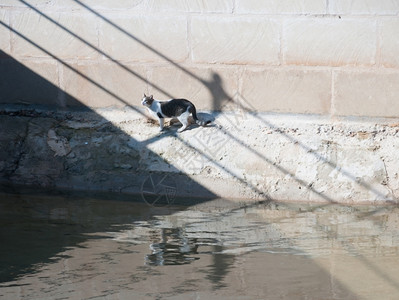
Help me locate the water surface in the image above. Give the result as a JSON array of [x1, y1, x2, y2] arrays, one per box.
[[1, 193, 399, 299]]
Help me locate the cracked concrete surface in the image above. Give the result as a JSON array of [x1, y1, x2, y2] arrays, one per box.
[[1, 107, 398, 204]]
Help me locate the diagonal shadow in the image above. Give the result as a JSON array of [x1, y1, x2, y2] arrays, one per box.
[[6, 2, 381, 204], [8, 0, 396, 226], [66, 0, 396, 203], [0, 46, 216, 281], [1, 3, 273, 203], [9, 1, 327, 203], [11, 0, 397, 209], [18, 0, 174, 101], [1, 2, 397, 295], [0, 21, 148, 114], [71, 0, 234, 110], [1, 2, 276, 204], [238, 95, 397, 203], [20, 0, 234, 111]]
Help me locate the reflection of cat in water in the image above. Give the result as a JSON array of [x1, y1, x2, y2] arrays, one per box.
[[146, 228, 199, 266], [141, 94, 211, 132]]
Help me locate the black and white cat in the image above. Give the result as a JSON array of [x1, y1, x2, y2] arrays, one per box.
[[141, 94, 211, 132]]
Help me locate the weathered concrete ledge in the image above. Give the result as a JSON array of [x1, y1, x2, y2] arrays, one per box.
[[1, 105, 398, 205]]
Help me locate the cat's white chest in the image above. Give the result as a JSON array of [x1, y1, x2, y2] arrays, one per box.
[[146, 101, 163, 119], [146, 107, 159, 119]]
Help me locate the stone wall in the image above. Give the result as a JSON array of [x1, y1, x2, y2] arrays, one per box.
[[1, 0, 399, 117], [1, 107, 398, 204], [1, 1, 399, 203]]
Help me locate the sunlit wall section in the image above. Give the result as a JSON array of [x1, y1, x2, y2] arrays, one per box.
[[1, 0, 399, 117]]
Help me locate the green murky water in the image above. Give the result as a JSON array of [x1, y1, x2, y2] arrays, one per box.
[[1, 192, 399, 299]]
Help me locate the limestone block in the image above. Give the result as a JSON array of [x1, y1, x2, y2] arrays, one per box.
[[380, 19, 399, 68], [144, 0, 234, 13], [74, 0, 146, 11], [191, 17, 280, 65], [330, 0, 399, 15], [19, 59, 59, 86], [2, 0, 233, 13], [334, 71, 399, 118], [147, 66, 239, 110], [11, 11, 99, 59], [0, 0, 141, 11], [283, 18, 377, 66], [241, 68, 331, 114], [0, 10, 10, 56], [62, 62, 147, 108], [236, 0, 326, 15], [99, 15, 188, 63], [0, 0, 51, 7]]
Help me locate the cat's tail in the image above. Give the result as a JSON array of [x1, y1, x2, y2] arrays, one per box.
[[190, 105, 211, 126]]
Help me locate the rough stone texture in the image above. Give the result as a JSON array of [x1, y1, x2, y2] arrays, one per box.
[[11, 11, 99, 59], [99, 15, 188, 63], [191, 17, 280, 65], [334, 71, 399, 117], [12, 117, 65, 186], [0, 116, 28, 178], [236, 0, 326, 14], [380, 19, 399, 68], [241, 68, 331, 114], [329, 0, 399, 15], [283, 18, 377, 66], [1, 108, 398, 204]]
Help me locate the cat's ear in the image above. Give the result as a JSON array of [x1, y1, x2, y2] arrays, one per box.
[[149, 95, 153, 99], [144, 93, 147, 97]]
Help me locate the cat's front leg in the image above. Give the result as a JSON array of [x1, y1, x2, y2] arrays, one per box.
[[158, 118, 165, 131]]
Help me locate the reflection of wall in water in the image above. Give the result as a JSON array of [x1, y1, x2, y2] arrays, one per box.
[[112, 203, 399, 259]]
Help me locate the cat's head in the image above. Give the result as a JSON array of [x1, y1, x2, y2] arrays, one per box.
[[141, 94, 154, 107]]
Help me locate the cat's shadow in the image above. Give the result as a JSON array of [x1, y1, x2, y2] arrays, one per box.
[[197, 112, 215, 123], [162, 112, 216, 134]]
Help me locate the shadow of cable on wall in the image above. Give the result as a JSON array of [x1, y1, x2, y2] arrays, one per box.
[[1, 3, 270, 202], [0, 0, 390, 214], [68, 0, 397, 204], [0, 52, 216, 283], [3, 0, 396, 230], [1, 2, 398, 295], [8, 1, 317, 202]]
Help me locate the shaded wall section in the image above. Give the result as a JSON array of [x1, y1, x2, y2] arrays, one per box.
[[0, 51, 86, 109]]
